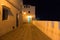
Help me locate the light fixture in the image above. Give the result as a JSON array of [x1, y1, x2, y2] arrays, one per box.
[[1, 4, 4, 5], [27, 15, 32, 23], [23, 12, 26, 14], [27, 16, 32, 18]]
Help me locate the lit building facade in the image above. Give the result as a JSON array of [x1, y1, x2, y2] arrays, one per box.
[[22, 5, 35, 23], [0, 0, 23, 36]]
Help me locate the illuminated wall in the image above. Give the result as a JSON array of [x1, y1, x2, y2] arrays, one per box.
[[22, 5, 35, 22], [0, 0, 23, 36], [32, 20, 60, 40]]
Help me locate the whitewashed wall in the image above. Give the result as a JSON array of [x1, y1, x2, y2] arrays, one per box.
[[32, 20, 60, 40], [22, 5, 35, 22], [0, 0, 22, 36]]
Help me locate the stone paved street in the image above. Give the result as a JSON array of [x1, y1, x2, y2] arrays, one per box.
[[0, 23, 51, 40]]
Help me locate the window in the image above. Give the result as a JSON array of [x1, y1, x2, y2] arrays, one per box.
[[24, 5, 30, 8], [28, 11, 30, 13], [2, 6, 9, 20], [24, 6, 26, 8]]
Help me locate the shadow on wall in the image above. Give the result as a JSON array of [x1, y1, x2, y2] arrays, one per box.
[[31, 24, 52, 40]]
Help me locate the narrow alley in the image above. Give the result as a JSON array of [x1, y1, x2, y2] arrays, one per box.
[[0, 23, 51, 40]]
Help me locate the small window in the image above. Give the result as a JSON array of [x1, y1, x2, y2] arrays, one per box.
[[27, 5, 30, 8], [28, 11, 30, 13], [24, 6, 26, 8], [2, 6, 9, 20], [24, 5, 30, 8], [24, 5, 27, 8]]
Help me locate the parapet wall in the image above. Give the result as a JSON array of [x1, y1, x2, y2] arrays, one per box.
[[32, 20, 60, 40]]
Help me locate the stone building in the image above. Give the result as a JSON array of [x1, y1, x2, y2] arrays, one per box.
[[0, 0, 23, 36], [22, 5, 35, 23]]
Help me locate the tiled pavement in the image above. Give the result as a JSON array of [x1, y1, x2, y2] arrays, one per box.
[[0, 23, 52, 40]]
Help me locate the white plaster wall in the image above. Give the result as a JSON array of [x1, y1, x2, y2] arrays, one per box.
[[32, 20, 60, 40], [22, 5, 35, 22], [0, 0, 21, 36]]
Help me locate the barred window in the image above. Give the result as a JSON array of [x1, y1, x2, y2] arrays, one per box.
[[2, 6, 9, 20]]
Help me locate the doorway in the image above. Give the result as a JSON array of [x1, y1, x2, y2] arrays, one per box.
[[16, 14, 19, 27]]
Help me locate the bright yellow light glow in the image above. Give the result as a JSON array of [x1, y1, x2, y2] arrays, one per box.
[[27, 16, 32, 18], [1, 4, 4, 5], [27, 16, 32, 19], [27, 16, 32, 23], [23, 12, 26, 14]]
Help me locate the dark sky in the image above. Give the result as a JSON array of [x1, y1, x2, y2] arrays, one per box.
[[23, 0, 60, 21]]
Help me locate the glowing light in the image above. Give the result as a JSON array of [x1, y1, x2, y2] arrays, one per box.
[[27, 16, 32, 23], [1, 4, 4, 5], [27, 16, 32, 18], [23, 12, 26, 14]]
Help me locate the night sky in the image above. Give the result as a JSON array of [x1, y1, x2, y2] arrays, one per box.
[[23, 0, 60, 21]]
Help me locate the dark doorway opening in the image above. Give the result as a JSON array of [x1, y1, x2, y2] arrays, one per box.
[[16, 14, 19, 27]]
